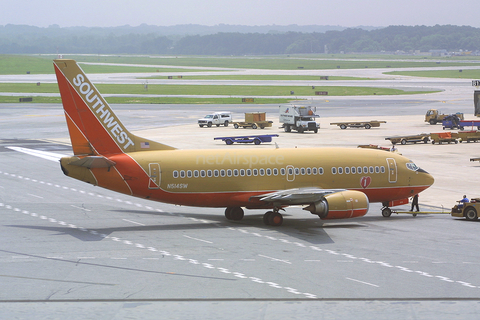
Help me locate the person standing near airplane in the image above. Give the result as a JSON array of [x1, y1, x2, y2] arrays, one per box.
[[410, 194, 419, 212]]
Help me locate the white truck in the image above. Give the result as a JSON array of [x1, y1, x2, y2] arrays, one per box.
[[279, 105, 320, 133], [198, 112, 232, 127]]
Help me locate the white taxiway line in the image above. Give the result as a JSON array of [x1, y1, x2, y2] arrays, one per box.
[[346, 277, 379, 288], [183, 235, 213, 244]]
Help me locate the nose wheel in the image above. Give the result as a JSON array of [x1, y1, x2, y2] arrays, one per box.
[[263, 209, 284, 226], [381, 207, 392, 217]]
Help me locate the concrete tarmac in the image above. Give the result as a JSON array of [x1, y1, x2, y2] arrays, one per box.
[[2, 79, 480, 318]]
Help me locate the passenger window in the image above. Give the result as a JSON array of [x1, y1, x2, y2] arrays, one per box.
[[201, 170, 206, 177], [288, 168, 293, 175], [187, 170, 192, 178], [295, 168, 300, 175], [332, 167, 337, 174], [381, 166, 385, 173], [180, 170, 185, 178], [369, 166, 374, 174], [259, 168, 265, 176], [345, 167, 350, 174], [246, 169, 252, 176], [273, 168, 279, 176], [207, 170, 212, 177], [357, 166, 362, 174], [281, 168, 286, 175], [173, 170, 179, 178], [240, 169, 245, 176], [214, 169, 219, 177], [363, 166, 368, 174], [338, 167, 343, 174], [227, 169, 232, 177], [220, 169, 225, 177], [253, 168, 258, 176], [312, 167, 317, 175], [351, 167, 356, 174], [233, 169, 239, 177], [194, 170, 199, 178], [375, 166, 379, 173], [301, 168, 306, 175], [266, 168, 272, 176], [319, 167, 324, 175]]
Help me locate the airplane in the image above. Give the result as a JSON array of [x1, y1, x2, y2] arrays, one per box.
[[53, 59, 434, 226]]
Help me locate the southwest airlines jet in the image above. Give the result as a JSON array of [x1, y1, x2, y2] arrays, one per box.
[[53, 59, 434, 226]]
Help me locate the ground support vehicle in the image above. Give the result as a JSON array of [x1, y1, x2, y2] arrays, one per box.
[[383, 209, 447, 217], [330, 120, 386, 130], [357, 144, 391, 152], [233, 112, 273, 129], [430, 132, 458, 144], [471, 157, 480, 162], [385, 133, 430, 145], [442, 115, 464, 130], [279, 105, 320, 133], [451, 198, 480, 220], [214, 134, 279, 145], [457, 130, 480, 142], [425, 109, 464, 125], [459, 120, 480, 130], [198, 112, 232, 127]]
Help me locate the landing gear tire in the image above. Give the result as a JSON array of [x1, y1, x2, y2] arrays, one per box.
[[263, 211, 273, 225], [225, 207, 244, 221], [263, 211, 283, 226], [382, 207, 392, 217]]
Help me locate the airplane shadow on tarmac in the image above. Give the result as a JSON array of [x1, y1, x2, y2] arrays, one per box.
[[4, 208, 373, 245]]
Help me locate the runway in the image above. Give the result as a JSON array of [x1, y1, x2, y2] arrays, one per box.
[[2, 75, 480, 318]]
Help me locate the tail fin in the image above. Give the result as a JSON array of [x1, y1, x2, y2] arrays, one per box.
[[53, 59, 175, 156]]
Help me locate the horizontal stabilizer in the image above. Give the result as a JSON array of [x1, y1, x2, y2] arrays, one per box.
[[7, 146, 68, 162], [68, 156, 116, 169]]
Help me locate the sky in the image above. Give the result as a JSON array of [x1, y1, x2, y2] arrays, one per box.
[[2, 0, 480, 28]]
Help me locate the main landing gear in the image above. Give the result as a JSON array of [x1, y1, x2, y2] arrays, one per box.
[[224, 207, 284, 226]]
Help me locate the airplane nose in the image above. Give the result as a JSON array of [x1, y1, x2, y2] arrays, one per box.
[[419, 169, 434, 187]]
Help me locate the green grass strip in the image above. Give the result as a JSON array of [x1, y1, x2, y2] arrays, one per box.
[[0, 83, 438, 96]]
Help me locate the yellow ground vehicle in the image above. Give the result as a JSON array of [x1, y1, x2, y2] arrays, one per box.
[[330, 120, 386, 129], [233, 112, 273, 129], [451, 198, 480, 220], [425, 109, 464, 125]]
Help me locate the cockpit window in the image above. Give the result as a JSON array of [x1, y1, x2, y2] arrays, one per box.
[[406, 161, 419, 171]]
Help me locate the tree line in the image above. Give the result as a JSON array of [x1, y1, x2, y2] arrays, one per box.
[[1, 24, 479, 55]]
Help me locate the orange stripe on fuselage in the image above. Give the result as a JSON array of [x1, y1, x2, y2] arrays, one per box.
[[117, 185, 429, 209]]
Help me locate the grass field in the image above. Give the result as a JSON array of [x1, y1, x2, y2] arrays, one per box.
[[0, 83, 437, 96], [0, 54, 456, 104], [3, 54, 480, 74], [385, 69, 480, 79]]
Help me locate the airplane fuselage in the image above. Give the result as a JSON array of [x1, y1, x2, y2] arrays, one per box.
[[61, 146, 432, 208]]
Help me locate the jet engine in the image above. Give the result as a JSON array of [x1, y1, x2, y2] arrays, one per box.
[[303, 190, 369, 219]]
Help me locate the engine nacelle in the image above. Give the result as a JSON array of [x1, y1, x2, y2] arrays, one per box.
[[303, 190, 369, 220]]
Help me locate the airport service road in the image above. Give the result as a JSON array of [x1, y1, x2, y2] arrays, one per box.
[[1, 100, 480, 318]]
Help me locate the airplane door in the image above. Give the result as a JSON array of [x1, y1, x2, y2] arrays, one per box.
[[148, 163, 161, 189], [386, 158, 397, 183], [286, 165, 295, 182]]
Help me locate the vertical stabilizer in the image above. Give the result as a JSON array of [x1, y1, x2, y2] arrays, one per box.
[[53, 59, 175, 156]]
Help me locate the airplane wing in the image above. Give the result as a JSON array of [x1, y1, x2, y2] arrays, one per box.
[[251, 187, 346, 206]]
